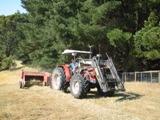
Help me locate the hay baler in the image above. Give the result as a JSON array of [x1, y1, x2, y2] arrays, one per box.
[[19, 70, 51, 88]]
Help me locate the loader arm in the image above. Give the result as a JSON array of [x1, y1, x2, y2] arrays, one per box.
[[92, 57, 108, 92], [106, 58, 125, 91]]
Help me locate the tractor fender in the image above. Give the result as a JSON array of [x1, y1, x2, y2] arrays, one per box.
[[58, 64, 71, 81]]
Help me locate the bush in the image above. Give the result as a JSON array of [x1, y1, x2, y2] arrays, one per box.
[[0, 57, 15, 71]]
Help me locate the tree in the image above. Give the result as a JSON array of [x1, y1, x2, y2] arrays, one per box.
[[134, 11, 160, 69], [106, 28, 133, 70], [16, 0, 160, 71], [0, 13, 23, 70]]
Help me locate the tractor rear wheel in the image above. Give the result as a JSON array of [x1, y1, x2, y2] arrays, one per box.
[[51, 67, 66, 90], [70, 74, 89, 99]]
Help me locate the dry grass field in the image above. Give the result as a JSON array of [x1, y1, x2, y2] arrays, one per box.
[[0, 64, 160, 120]]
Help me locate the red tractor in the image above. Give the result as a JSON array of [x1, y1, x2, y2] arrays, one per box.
[[50, 49, 125, 98]]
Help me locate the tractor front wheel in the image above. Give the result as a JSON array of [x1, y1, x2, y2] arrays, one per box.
[[70, 74, 89, 99]]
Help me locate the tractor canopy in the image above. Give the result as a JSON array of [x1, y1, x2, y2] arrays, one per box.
[[62, 49, 91, 55]]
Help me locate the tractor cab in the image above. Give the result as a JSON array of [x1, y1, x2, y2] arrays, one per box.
[[62, 49, 92, 72]]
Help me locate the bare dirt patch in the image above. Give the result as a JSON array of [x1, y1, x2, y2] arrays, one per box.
[[0, 67, 160, 120]]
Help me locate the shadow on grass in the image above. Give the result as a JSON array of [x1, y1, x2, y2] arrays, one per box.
[[85, 90, 143, 101], [85, 91, 103, 99], [115, 92, 144, 102]]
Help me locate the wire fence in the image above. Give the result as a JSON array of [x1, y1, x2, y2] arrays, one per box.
[[122, 70, 160, 83]]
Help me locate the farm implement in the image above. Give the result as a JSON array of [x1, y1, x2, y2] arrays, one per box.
[[19, 70, 51, 88]]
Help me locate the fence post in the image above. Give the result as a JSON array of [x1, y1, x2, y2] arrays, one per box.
[[159, 71, 160, 83], [150, 72, 152, 83], [124, 72, 126, 82], [135, 72, 137, 82]]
